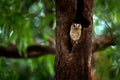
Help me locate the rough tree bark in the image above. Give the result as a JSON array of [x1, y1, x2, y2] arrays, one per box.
[[54, 0, 93, 80]]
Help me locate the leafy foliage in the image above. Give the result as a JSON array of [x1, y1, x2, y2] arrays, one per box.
[[0, 0, 55, 80], [0, 55, 55, 80], [0, 0, 55, 54], [94, 0, 120, 80]]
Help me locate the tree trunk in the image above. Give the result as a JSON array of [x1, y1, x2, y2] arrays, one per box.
[[54, 0, 93, 80]]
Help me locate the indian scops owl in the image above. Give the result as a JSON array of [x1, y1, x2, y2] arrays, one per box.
[[70, 23, 82, 44]]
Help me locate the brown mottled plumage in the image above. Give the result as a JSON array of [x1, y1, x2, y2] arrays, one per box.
[[70, 23, 82, 44]]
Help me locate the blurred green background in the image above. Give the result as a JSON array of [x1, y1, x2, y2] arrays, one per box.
[[0, 0, 120, 80]]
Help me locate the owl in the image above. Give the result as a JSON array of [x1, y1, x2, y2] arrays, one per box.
[[70, 23, 82, 44]]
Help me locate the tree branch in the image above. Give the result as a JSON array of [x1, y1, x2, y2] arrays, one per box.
[[0, 36, 115, 58], [0, 45, 55, 58], [92, 36, 115, 53]]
